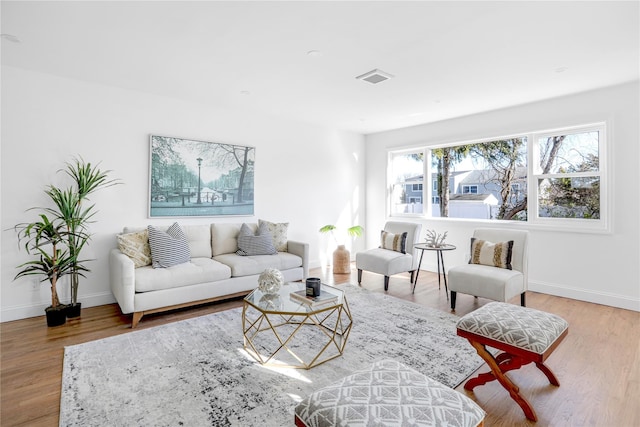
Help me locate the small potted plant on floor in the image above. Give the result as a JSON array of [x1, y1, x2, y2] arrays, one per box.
[[14, 214, 83, 326], [319, 224, 364, 274]]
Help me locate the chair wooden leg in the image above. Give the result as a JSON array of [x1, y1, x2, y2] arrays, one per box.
[[357, 269, 362, 284], [451, 291, 457, 310], [384, 276, 389, 291], [521, 291, 526, 306], [410, 270, 415, 283]]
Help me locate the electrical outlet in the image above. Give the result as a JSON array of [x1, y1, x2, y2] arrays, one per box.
[[31, 278, 41, 291]]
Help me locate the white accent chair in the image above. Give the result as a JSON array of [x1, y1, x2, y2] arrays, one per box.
[[356, 221, 422, 291], [449, 228, 529, 311]]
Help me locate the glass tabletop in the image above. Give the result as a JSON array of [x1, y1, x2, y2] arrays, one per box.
[[414, 243, 457, 251], [244, 281, 345, 314]]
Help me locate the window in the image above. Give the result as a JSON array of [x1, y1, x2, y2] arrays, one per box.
[[462, 185, 478, 194], [388, 122, 606, 230], [430, 137, 527, 220], [389, 150, 424, 215], [532, 126, 603, 221]]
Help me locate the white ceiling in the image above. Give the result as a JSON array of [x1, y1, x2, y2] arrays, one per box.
[[2, 1, 638, 134]]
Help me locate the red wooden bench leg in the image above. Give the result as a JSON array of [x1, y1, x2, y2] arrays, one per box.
[[536, 361, 560, 386], [466, 339, 538, 422]]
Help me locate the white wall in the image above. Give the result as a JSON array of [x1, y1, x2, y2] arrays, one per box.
[[365, 82, 640, 312], [1, 66, 366, 321]]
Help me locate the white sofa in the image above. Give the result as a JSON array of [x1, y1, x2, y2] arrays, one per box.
[[109, 222, 309, 327]]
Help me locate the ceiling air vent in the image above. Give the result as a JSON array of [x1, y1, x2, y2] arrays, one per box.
[[356, 69, 394, 84]]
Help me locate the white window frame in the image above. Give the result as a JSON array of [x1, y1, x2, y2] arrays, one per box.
[[529, 123, 607, 231], [387, 148, 427, 217], [387, 122, 608, 232]]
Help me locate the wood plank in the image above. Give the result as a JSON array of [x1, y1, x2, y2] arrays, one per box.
[[1, 267, 639, 426]]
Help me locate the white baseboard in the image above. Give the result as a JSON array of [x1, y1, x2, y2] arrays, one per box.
[[529, 280, 640, 312], [0, 292, 116, 323]]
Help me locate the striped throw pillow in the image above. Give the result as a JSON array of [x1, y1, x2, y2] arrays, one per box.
[[380, 231, 408, 254], [469, 238, 513, 270], [236, 222, 277, 256], [147, 222, 191, 268]]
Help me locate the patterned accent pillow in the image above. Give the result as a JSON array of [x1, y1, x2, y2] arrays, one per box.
[[147, 222, 191, 268], [116, 230, 152, 268], [469, 238, 513, 269], [236, 222, 277, 256], [258, 219, 289, 252], [380, 230, 407, 254]]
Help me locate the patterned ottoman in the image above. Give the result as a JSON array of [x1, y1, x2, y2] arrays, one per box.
[[456, 302, 569, 422], [294, 359, 485, 427]]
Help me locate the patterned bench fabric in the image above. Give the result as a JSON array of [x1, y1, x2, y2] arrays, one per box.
[[456, 302, 568, 354], [295, 359, 485, 427]]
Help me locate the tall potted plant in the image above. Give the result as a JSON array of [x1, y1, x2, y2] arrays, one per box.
[[14, 214, 84, 326], [45, 158, 120, 317], [319, 224, 364, 274]]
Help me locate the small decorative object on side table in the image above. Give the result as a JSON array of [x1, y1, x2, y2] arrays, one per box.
[[424, 229, 448, 248]]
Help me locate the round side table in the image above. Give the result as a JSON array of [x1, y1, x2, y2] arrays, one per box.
[[413, 243, 456, 298]]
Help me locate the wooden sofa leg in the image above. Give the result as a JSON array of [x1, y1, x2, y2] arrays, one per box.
[[521, 292, 526, 307], [410, 270, 415, 283], [384, 276, 389, 291], [451, 291, 457, 310], [132, 312, 143, 329], [357, 269, 363, 284]]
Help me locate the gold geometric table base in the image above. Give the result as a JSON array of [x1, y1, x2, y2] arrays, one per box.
[[242, 298, 353, 370]]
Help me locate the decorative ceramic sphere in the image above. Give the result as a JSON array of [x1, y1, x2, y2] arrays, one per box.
[[258, 268, 284, 294]]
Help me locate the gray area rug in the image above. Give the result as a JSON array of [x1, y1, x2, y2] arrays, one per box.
[[60, 284, 484, 427]]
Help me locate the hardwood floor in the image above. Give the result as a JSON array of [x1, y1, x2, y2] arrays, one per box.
[[2, 267, 639, 426]]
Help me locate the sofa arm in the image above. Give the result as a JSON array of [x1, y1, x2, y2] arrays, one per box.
[[109, 248, 136, 314], [287, 240, 309, 278]]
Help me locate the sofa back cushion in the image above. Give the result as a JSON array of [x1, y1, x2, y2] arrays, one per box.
[[181, 224, 212, 258], [211, 223, 257, 256]]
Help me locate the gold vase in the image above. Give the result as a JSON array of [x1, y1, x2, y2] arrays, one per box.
[[333, 245, 351, 274]]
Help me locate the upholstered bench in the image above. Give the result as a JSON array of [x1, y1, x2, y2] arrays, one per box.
[[294, 359, 485, 427], [456, 302, 569, 422]]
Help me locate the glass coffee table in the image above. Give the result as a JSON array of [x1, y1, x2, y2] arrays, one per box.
[[242, 282, 352, 369]]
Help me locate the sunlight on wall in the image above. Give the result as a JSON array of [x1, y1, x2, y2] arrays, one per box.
[[318, 185, 363, 267]]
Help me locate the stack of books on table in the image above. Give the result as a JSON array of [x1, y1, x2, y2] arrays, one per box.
[[289, 289, 338, 307]]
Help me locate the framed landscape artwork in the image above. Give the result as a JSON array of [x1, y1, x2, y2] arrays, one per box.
[[149, 135, 255, 217]]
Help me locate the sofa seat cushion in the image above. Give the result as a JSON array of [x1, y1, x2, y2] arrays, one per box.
[[214, 252, 302, 277], [134, 257, 232, 293]]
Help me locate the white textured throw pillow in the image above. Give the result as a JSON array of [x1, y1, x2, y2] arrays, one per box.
[[258, 219, 289, 252], [147, 222, 191, 268], [116, 230, 152, 268], [236, 222, 277, 256]]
